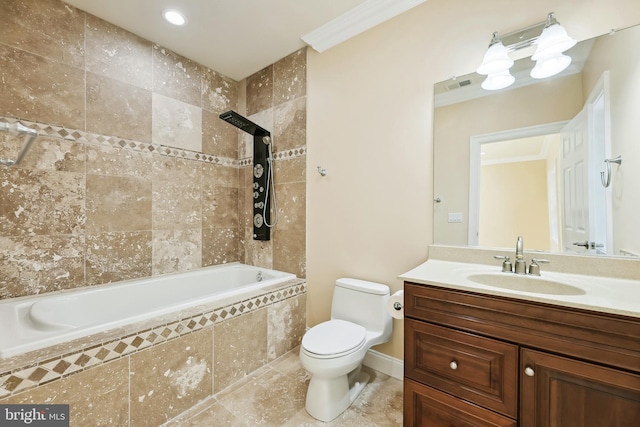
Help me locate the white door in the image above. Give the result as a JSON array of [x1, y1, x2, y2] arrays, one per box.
[[560, 73, 610, 254], [560, 109, 591, 253]]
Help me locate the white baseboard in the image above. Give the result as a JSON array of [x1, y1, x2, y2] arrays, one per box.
[[363, 349, 404, 380]]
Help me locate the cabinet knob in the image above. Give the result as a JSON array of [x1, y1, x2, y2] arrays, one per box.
[[524, 366, 535, 377], [449, 361, 458, 370]]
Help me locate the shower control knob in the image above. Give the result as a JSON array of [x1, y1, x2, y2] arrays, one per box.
[[253, 191, 259, 199], [253, 182, 259, 189], [253, 164, 264, 178], [254, 202, 264, 209], [254, 214, 264, 228], [259, 187, 264, 192]]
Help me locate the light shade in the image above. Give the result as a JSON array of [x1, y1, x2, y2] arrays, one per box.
[[481, 70, 515, 91], [530, 53, 572, 79], [530, 14, 576, 79], [477, 38, 514, 75], [531, 15, 576, 61]]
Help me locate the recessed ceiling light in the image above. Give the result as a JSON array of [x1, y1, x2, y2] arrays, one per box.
[[162, 9, 187, 26]]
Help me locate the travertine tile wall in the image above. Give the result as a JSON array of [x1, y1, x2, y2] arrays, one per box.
[[1, 0, 308, 423], [239, 51, 307, 279], [0, 0, 307, 300]]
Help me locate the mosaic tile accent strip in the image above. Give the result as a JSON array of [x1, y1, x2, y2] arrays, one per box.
[[274, 146, 306, 160], [239, 146, 306, 166], [0, 115, 238, 167], [0, 280, 306, 398]]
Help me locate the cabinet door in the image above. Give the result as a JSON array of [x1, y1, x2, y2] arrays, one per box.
[[404, 378, 516, 427], [520, 348, 640, 427]]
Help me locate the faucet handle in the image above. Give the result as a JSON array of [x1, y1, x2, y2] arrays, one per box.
[[528, 258, 550, 276], [493, 255, 513, 273]]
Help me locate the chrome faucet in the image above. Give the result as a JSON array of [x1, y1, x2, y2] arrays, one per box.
[[494, 237, 551, 275], [528, 258, 550, 276], [514, 236, 527, 274]]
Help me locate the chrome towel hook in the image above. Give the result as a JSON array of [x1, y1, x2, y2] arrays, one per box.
[[600, 155, 622, 188]]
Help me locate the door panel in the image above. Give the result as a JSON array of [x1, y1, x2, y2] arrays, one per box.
[[561, 109, 590, 253], [520, 348, 640, 427]]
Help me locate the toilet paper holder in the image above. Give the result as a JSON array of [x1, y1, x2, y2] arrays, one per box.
[[387, 290, 404, 319]]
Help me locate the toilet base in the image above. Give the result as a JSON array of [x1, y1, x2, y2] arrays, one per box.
[[305, 366, 370, 422]]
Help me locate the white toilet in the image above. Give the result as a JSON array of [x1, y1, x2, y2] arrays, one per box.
[[299, 278, 393, 422]]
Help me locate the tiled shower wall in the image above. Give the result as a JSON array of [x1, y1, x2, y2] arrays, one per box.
[[0, 0, 307, 300], [239, 51, 307, 279], [0, 0, 307, 424]]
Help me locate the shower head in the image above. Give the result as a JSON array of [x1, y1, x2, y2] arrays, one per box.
[[262, 136, 271, 145], [219, 110, 269, 136]]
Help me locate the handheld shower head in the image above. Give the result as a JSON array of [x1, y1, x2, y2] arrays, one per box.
[[262, 136, 271, 145]]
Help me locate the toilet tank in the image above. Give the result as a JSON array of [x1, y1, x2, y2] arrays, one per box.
[[331, 278, 392, 337]]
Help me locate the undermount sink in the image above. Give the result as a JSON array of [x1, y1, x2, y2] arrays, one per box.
[[466, 273, 586, 296]]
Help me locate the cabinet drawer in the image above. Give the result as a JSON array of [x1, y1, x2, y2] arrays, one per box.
[[404, 378, 516, 427], [405, 319, 518, 418], [404, 282, 640, 372]]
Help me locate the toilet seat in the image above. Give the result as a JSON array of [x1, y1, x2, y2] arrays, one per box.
[[302, 320, 366, 358]]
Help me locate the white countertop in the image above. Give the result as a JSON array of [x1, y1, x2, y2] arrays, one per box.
[[400, 259, 640, 319]]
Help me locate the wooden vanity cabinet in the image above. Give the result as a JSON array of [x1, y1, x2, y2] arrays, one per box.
[[520, 348, 640, 427], [403, 282, 640, 427]]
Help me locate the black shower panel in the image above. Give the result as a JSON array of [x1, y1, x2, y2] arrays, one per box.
[[252, 134, 271, 241], [219, 110, 271, 241]]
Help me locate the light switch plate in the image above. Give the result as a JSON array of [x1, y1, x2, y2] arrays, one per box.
[[448, 212, 463, 223]]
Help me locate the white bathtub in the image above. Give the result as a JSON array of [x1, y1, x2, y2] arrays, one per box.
[[0, 263, 296, 358]]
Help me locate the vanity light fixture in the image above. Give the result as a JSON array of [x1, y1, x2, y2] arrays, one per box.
[[476, 32, 515, 91], [530, 13, 577, 79], [162, 9, 187, 26], [477, 12, 576, 90]]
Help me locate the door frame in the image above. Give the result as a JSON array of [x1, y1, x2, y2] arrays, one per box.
[[468, 121, 569, 246]]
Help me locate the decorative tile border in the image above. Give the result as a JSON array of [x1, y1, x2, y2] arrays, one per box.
[[239, 146, 306, 166], [0, 115, 238, 167], [0, 280, 306, 398], [274, 146, 307, 161]]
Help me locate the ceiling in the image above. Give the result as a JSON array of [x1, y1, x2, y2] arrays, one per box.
[[62, 0, 371, 81]]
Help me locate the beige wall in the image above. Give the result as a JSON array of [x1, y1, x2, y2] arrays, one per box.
[[581, 25, 640, 256], [307, 0, 640, 359], [479, 160, 550, 251]]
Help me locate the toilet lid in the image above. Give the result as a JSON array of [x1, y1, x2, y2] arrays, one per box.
[[302, 319, 366, 356]]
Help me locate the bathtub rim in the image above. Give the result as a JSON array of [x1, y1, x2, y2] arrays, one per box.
[[0, 263, 299, 364]]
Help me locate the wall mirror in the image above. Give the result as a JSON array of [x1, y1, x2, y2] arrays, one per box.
[[433, 23, 640, 258]]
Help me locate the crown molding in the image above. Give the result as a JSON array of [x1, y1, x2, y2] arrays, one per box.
[[301, 0, 427, 53]]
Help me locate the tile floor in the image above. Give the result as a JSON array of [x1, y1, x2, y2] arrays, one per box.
[[164, 348, 403, 426]]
